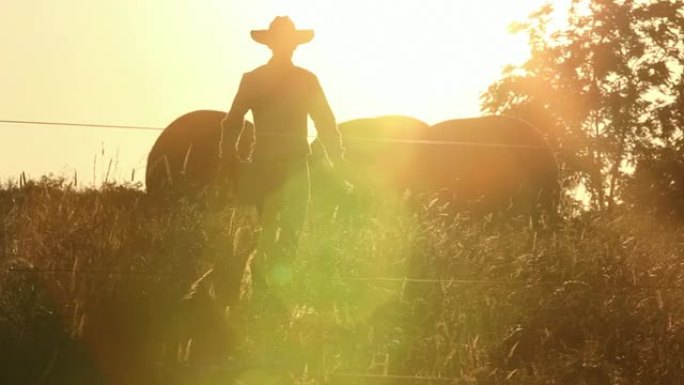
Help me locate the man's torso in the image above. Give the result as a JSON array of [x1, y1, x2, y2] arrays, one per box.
[[242, 63, 316, 160]]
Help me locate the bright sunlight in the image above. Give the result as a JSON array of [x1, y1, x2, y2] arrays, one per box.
[[0, 0, 570, 183], [217, 0, 571, 122]]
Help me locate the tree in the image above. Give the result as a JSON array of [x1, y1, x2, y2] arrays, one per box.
[[624, 76, 684, 220], [481, 0, 684, 214]]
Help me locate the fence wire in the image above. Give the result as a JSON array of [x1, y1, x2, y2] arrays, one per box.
[[0, 118, 673, 384], [0, 118, 557, 150], [2, 265, 683, 291]]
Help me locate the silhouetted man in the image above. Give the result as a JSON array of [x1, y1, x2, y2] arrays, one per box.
[[221, 16, 345, 288]]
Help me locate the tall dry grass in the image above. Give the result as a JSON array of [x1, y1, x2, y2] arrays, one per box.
[[1, 177, 684, 384]]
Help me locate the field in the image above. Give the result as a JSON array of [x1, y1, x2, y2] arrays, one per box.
[[2, 177, 684, 385]]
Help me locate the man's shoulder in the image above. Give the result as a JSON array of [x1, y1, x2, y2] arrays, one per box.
[[292, 65, 316, 77], [243, 64, 319, 85], [244, 64, 315, 75], [293, 66, 322, 87], [243, 64, 269, 78]]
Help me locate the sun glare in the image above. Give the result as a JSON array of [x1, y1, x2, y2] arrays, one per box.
[[228, 0, 570, 124], [1, 0, 570, 182]]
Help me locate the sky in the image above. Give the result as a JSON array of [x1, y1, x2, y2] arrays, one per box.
[[0, 0, 570, 186]]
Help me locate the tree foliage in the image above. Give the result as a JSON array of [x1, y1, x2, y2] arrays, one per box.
[[481, 0, 684, 217]]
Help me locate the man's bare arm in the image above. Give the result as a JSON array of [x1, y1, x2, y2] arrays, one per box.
[[220, 75, 250, 160], [309, 75, 345, 162]]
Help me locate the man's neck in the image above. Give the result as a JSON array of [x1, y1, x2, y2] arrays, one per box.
[[269, 54, 294, 67]]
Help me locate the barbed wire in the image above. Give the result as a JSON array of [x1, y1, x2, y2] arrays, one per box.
[[0, 122, 667, 384], [334, 276, 684, 291], [152, 363, 505, 384], [156, 360, 501, 384], [0, 118, 162, 131], [326, 371, 487, 383], [3, 266, 684, 291], [245, 368, 496, 384], [2, 267, 185, 277], [0, 118, 556, 150]]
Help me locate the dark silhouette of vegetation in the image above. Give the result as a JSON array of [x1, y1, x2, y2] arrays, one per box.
[[481, 0, 684, 218], [2, 178, 684, 384], [5, 2, 684, 384]]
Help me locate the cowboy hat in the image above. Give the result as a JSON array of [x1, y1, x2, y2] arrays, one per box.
[[251, 16, 314, 48]]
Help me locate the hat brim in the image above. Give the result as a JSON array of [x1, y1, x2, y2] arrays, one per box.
[[250, 29, 314, 47]]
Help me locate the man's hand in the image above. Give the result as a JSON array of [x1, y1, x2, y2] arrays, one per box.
[[330, 156, 354, 195]]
